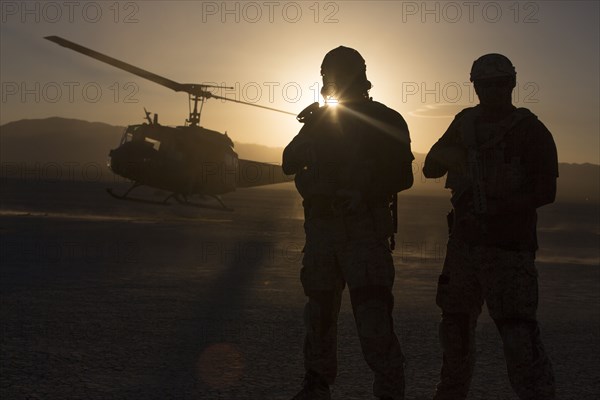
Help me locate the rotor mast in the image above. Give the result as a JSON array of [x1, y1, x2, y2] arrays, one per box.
[[188, 94, 202, 127], [183, 83, 233, 127]]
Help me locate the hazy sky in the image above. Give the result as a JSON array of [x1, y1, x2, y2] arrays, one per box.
[[1, 1, 598, 163]]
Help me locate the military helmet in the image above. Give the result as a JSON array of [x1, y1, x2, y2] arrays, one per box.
[[470, 53, 516, 82], [320, 46, 371, 98], [320, 46, 366, 76]]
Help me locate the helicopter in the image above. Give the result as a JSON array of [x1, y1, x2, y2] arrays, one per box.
[[44, 36, 296, 210]]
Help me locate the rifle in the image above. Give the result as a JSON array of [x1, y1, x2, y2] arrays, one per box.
[[390, 193, 398, 250], [466, 149, 487, 214], [460, 109, 487, 214]]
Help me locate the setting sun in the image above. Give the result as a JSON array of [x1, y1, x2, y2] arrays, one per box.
[[325, 98, 339, 107]]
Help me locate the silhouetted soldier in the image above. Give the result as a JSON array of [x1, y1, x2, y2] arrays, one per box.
[[282, 46, 414, 400], [423, 53, 557, 400]]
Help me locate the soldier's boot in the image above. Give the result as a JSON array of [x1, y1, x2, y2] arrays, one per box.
[[291, 370, 331, 400]]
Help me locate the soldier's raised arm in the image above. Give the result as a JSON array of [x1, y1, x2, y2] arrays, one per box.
[[423, 112, 467, 179], [367, 108, 414, 195], [282, 127, 314, 175]]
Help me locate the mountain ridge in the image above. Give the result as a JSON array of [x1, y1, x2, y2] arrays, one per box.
[[1, 117, 597, 202]]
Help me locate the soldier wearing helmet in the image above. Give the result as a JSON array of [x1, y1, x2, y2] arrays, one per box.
[[423, 53, 558, 399], [283, 46, 414, 400]]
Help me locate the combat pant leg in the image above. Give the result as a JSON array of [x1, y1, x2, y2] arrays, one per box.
[[302, 290, 343, 384], [484, 249, 556, 400], [301, 242, 344, 384], [350, 285, 405, 400], [340, 233, 405, 400], [494, 319, 556, 400], [433, 240, 483, 400]]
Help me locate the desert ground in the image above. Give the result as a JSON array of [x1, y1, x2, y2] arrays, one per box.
[[1, 179, 598, 399]]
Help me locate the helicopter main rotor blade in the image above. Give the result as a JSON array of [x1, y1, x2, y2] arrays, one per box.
[[45, 35, 188, 94], [209, 93, 297, 116], [45, 35, 296, 116]]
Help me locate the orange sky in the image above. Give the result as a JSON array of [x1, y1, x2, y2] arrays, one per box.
[[1, 1, 598, 163]]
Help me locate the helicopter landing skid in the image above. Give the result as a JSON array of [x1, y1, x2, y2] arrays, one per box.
[[106, 186, 173, 206], [106, 184, 233, 211], [173, 194, 234, 212]]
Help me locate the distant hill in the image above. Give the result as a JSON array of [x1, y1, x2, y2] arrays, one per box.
[[1, 117, 124, 166], [1, 117, 598, 202], [556, 163, 600, 203]]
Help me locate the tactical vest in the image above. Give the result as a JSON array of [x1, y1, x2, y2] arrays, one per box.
[[446, 106, 536, 209]]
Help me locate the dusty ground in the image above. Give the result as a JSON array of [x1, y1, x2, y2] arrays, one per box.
[[1, 179, 598, 399]]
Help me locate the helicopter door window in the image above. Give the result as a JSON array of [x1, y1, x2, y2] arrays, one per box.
[[144, 138, 161, 151], [120, 128, 134, 145]]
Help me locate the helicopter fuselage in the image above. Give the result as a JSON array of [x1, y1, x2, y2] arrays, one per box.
[[108, 123, 238, 196]]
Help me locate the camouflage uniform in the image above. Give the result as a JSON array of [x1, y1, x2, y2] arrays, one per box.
[[283, 99, 414, 400], [435, 239, 555, 399], [424, 103, 558, 400]]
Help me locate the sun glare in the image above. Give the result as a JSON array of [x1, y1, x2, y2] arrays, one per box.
[[325, 98, 339, 107]]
